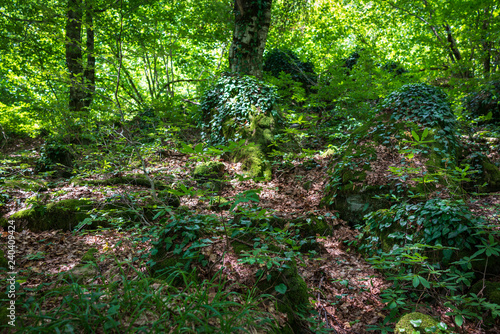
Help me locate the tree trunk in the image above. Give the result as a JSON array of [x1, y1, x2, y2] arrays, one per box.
[[66, 0, 85, 112], [228, 0, 273, 78], [83, 0, 95, 109]]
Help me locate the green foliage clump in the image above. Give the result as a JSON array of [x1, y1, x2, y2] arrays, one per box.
[[149, 214, 214, 283], [263, 49, 316, 90], [381, 83, 459, 154], [35, 138, 74, 177], [359, 198, 484, 259], [199, 74, 280, 146], [463, 80, 500, 123]]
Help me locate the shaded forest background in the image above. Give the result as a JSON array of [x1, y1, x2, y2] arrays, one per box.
[[1, 0, 500, 333]]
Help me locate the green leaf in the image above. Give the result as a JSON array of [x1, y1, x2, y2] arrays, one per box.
[[410, 319, 422, 328], [419, 276, 430, 288], [411, 130, 420, 142], [421, 128, 429, 140], [275, 283, 287, 294], [454, 315, 463, 327], [413, 275, 420, 288]]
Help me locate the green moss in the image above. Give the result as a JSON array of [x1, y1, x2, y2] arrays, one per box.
[[235, 144, 271, 180], [81, 248, 99, 264], [3, 178, 48, 191], [395, 312, 444, 333], [193, 161, 225, 180], [10, 199, 94, 232], [0, 217, 7, 228], [74, 174, 170, 190]]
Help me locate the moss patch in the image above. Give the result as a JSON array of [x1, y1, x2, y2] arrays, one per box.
[[81, 248, 99, 264], [73, 174, 171, 190], [395, 312, 444, 333], [10, 199, 94, 232], [3, 178, 48, 192]]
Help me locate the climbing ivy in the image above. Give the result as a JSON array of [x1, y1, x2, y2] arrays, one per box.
[[198, 74, 281, 146]]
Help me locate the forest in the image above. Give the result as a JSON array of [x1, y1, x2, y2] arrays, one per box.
[[0, 0, 500, 333]]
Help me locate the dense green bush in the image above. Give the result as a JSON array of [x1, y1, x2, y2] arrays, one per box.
[[263, 49, 316, 91], [463, 80, 500, 123]]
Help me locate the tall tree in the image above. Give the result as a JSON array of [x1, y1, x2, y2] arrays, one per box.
[[228, 0, 273, 78], [66, 0, 95, 113]]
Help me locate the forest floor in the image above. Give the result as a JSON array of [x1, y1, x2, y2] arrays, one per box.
[[1, 130, 499, 333]]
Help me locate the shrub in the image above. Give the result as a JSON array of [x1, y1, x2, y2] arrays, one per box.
[[263, 49, 316, 91]]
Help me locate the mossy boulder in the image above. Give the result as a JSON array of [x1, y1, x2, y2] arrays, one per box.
[[395, 312, 444, 333], [59, 263, 98, 284], [9, 199, 94, 232], [72, 173, 171, 190], [199, 74, 282, 180], [3, 178, 48, 192], [463, 80, 500, 123], [81, 248, 99, 264], [322, 83, 500, 224], [193, 161, 225, 181]]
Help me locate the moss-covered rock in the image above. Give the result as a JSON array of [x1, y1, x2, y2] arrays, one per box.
[[395, 312, 444, 333], [59, 263, 98, 284], [80, 248, 99, 264], [193, 161, 225, 181], [72, 174, 171, 190], [9, 199, 94, 232], [3, 178, 48, 192]]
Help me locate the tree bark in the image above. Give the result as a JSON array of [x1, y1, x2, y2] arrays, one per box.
[[66, 0, 85, 112], [228, 0, 272, 78], [83, 0, 95, 109]]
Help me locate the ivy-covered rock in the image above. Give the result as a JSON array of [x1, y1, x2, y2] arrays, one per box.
[[322, 83, 500, 224], [199, 74, 281, 179], [358, 198, 486, 264], [263, 49, 316, 91], [395, 312, 444, 333], [463, 80, 500, 123], [10, 199, 93, 232]]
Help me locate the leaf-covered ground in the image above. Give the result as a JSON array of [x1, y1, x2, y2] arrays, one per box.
[[1, 130, 499, 333]]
